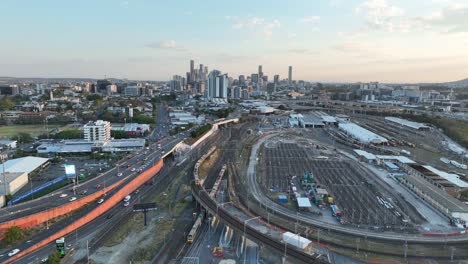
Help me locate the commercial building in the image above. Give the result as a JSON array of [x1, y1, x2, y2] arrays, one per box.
[[125, 86, 140, 96], [83, 120, 111, 144], [111, 123, 150, 137], [288, 66, 292, 84]]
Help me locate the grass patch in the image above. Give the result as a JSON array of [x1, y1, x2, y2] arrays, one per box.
[[0, 124, 63, 138]]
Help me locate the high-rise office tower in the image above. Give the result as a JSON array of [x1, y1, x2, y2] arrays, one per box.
[[207, 70, 221, 99], [239, 75, 245, 85], [216, 74, 228, 98], [258, 65, 263, 78], [274, 74, 280, 84], [190, 60, 194, 74], [251, 73, 259, 84], [288, 66, 292, 84], [199, 64, 204, 74]]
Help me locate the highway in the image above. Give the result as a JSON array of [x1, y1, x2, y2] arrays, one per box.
[[0, 103, 173, 224], [8, 158, 177, 264], [0, 135, 186, 263], [246, 133, 468, 244]]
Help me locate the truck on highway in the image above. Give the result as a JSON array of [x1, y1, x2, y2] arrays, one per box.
[[123, 195, 131, 202]]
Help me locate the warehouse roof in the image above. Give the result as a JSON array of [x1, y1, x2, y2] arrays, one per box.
[[339, 122, 388, 144], [376, 155, 415, 164], [423, 165, 468, 188], [297, 197, 312, 208], [384, 117, 429, 130], [0, 156, 49, 174], [353, 149, 377, 160]]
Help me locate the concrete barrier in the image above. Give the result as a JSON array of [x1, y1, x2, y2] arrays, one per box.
[[5, 159, 164, 264], [0, 178, 125, 230]]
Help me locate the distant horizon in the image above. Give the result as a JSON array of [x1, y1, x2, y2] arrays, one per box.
[[1, 74, 467, 85], [1, 1, 468, 82]]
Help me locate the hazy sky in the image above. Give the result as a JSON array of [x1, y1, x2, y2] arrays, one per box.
[[1, 0, 468, 82]]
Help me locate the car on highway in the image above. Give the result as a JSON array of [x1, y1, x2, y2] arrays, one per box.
[[95, 184, 102, 189], [80, 189, 88, 195], [123, 201, 130, 207], [69, 197, 77, 202], [118, 173, 123, 177], [131, 168, 136, 172], [59, 193, 68, 198], [134, 189, 140, 194], [106, 213, 113, 219], [97, 198, 104, 204], [8, 249, 20, 257], [41, 257, 48, 263]]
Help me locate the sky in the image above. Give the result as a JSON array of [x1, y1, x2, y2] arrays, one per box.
[[1, 0, 468, 83]]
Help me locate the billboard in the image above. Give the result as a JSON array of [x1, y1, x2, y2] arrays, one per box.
[[64, 164, 76, 178]]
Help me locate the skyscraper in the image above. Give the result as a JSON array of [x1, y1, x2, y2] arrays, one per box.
[[207, 70, 221, 99], [274, 74, 280, 84], [288, 66, 293, 84], [258, 65, 263, 78], [190, 60, 195, 82], [251, 73, 259, 84], [216, 74, 228, 98], [239, 75, 245, 85]]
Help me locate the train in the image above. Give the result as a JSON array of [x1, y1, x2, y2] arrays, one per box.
[[187, 211, 205, 243], [450, 160, 467, 170], [194, 146, 217, 187]]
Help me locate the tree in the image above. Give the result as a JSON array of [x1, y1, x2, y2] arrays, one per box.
[[11, 132, 33, 143], [46, 250, 61, 264], [133, 115, 155, 124], [111, 130, 129, 139], [0, 97, 15, 110], [3, 226, 24, 245]]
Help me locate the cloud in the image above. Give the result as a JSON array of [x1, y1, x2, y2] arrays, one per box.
[[418, 4, 468, 33], [146, 40, 187, 51], [299, 16, 320, 23], [120, 1, 129, 8], [226, 16, 281, 37], [354, 0, 409, 32]]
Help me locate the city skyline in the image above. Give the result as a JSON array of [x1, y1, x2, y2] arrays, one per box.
[[1, 0, 468, 82]]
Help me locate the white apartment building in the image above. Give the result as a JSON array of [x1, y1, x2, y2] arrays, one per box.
[[83, 120, 111, 143]]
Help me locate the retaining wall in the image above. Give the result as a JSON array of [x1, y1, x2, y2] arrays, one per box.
[[0, 178, 124, 230]]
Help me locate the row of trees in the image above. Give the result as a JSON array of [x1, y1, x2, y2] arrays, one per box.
[[190, 124, 212, 138]]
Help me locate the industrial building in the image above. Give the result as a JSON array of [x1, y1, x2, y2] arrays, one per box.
[[396, 163, 468, 223], [338, 122, 388, 144], [0, 172, 28, 196], [0, 140, 17, 150], [0, 156, 50, 175], [384, 117, 430, 131]]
